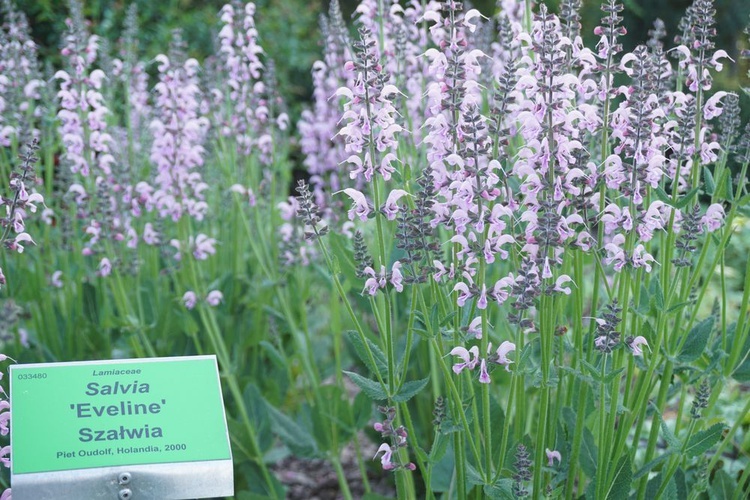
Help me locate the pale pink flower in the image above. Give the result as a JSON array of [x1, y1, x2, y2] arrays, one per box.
[[467, 317, 482, 339], [51, 271, 63, 288], [340, 188, 371, 221], [381, 189, 409, 221], [182, 291, 198, 310], [546, 448, 562, 466], [98, 258, 112, 277], [701, 204, 725, 232], [449, 346, 479, 374], [629, 336, 649, 356], [206, 290, 223, 307], [494, 341, 516, 371], [478, 359, 490, 384], [390, 262, 404, 293], [374, 443, 395, 470]]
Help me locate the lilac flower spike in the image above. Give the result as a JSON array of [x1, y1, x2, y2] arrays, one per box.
[[546, 448, 562, 466], [449, 346, 479, 374]]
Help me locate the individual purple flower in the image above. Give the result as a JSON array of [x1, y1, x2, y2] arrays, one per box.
[[478, 359, 491, 384], [98, 258, 112, 277], [182, 291, 197, 310], [493, 341, 516, 372], [0, 445, 9, 467], [449, 346, 479, 374], [628, 336, 649, 356], [701, 204, 724, 232], [374, 443, 395, 470], [0, 400, 9, 436], [142, 223, 159, 246], [192, 234, 217, 260], [390, 261, 404, 293], [553, 275, 574, 295], [362, 265, 386, 295], [467, 317, 483, 339], [381, 189, 409, 221], [546, 448, 562, 466], [453, 282, 473, 307], [206, 290, 223, 307], [339, 188, 371, 221]]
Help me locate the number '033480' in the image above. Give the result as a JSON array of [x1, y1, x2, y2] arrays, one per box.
[[17, 373, 47, 380]]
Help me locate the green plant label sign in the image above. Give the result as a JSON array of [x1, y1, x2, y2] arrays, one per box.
[[10, 356, 232, 475]]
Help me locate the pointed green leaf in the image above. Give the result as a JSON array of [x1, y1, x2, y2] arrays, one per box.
[[633, 451, 675, 480], [674, 468, 687, 499], [265, 404, 319, 458], [345, 331, 388, 379], [685, 423, 725, 457], [393, 376, 429, 403], [645, 473, 677, 500], [677, 317, 714, 363], [429, 432, 450, 464], [703, 167, 715, 195], [343, 371, 388, 401], [484, 479, 515, 500], [649, 277, 664, 311], [674, 188, 700, 209], [710, 469, 736, 500], [580, 428, 598, 478], [604, 453, 632, 500]]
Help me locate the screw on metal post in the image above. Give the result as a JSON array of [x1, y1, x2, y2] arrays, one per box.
[[118, 488, 132, 500], [118, 472, 132, 484]]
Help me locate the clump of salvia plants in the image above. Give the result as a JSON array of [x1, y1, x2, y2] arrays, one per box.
[[0, 0, 748, 498]]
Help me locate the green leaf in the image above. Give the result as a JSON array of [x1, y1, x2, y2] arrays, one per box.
[[674, 188, 700, 209], [243, 383, 273, 452], [659, 416, 683, 450], [633, 451, 674, 480], [483, 479, 515, 500], [603, 453, 631, 500], [703, 166, 715, 195], [344, 371, 388, 400], [345, 331, 388, 380], [674, 468, 687, 499], [259, 341, 287, 370], [393, 376, 429, 403], [645, 473, 677, 500], [352, 391, 372, 429], [730, 326, 750, 382], [685, 423, 725, 457], [649, 277, 664, 311], [465, 462, 484, 487], [265, 403, 319, 458], [677, 317, 714, 363], [710, 469, 736, 500], [429, 432, 450, 464], [636, 283, 650, 315], [604, 367, 625, 384], [580, 428, 598, 478], [581, 360, 603, 382], [733, 354, 750, 382], [430, 444, 454, 492]]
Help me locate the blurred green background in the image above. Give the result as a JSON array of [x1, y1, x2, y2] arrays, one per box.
[[12, 0, 750, 121]]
